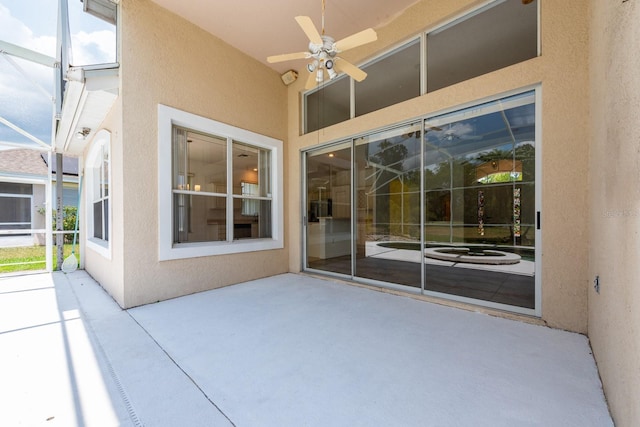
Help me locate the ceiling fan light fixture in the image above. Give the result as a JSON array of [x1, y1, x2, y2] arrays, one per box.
[[307, 60, 318, 72], [267, 1, 377, 89]]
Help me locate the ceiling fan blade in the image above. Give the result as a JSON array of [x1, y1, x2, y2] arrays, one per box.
[[334, 28, 377, 52], [305, 71, 318, 90], [334, 58, 367, 82], [295, 16, 323, 45], [267, 51, 309, 63]]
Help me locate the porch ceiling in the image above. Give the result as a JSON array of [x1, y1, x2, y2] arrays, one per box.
[[150, 0, 421, 74]]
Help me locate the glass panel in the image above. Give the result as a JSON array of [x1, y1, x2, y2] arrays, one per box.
[[93, 201, 103, 239], [174, 194, 226, 243], [355, 123, 422, 288], [102, 145, 109, 198], [172, 127, 187, 190], [232, 141, 270, 196], [305, 76, 350, 133], [0, 197, 31, 229], [184, 129, 227, 192], [0, 182, 32, 194], [423, 91, 535, 309], [103, 198, 109, 241], [172, 128, 227, 244], [306, 143, 352, 275], [427, 0, 538, 93], [355, 39, 421, 116], [233, 199, 271, 239], [92, 163, 101, 203]]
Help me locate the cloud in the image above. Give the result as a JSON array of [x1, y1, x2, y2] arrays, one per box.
[[0, 4, 56, 57], [72, 30, 116, 65], [0, 4, 116, 147]]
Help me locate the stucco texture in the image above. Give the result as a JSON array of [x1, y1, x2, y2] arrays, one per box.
[[589, 0, 640, 426], [287, 0, 590, 333], [83, 99, 125, 306], [117, 0, 288, 307]]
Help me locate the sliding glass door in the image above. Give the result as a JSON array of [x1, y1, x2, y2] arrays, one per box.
[[303, 90, 538, 313], [354, 123, 422, 287], [305, 143, 352, 275], [423, 91, 536, 309]]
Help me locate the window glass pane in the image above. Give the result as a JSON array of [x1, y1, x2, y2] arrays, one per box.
[[102, 145, 109, 198], [177, 129, 227, 192], [356, 39, 421, 116], [305, 76, 350, 133], [232, 142, 260, 195], [423, 91, 536, 309], [93, 201, 103, 239], [92, 163, 101, 203], [174, 194, 227, 243], [355, 123, 422, 287], [0, 182, 32, 194], [427, 0, 538, 93], [103, 198, 109, 241], [0, 196, 31, 229], [233, 199, 272, 239], [306, 143, 352, 275]]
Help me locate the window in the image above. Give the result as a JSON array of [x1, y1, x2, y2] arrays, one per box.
[[158, 105, 283, 261], [0, 183, 32, 232], [304, 75, 350, 133], [303, 0, 539, 132], [86, 130, 111, 257], [427, 0, 538, 92], [355, 38, 421, 117]]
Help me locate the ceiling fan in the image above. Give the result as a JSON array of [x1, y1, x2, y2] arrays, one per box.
[[267, 0, 378, 90]]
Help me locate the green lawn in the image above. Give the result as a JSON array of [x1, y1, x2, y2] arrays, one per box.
[[0, 244, 78, 273]]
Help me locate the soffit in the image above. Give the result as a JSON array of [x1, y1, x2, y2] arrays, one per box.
[[149, 0, 421, 73]]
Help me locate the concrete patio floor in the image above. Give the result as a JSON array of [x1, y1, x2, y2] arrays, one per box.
[[0, 271, 612, 426]]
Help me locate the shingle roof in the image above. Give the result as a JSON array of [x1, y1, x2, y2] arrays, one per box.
[[41, 153, 79, 175], [0, 149, 48, 176], [0, 149, 79, 177]]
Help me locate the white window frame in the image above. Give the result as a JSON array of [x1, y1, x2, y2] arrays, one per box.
[[158, 104, 284, 261], [85, 129, 111, 258]]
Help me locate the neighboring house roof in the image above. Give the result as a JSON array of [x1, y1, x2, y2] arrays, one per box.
[[0, 149, 48, 176], [41, 153, 79, 176], [0, 149, 79, 179]]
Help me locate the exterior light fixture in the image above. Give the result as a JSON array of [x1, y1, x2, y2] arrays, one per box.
[[75, 127, 91, 139], [280, 69, 298, 85]]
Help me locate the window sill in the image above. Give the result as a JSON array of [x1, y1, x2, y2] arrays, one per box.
[[87, 237, 111, 259], [159, 238, 283, 261]]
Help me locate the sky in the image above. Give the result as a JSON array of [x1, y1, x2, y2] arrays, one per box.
[[0, 0, 116, 148]]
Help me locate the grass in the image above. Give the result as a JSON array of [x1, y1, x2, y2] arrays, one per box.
[[0, 244, 78, 273]]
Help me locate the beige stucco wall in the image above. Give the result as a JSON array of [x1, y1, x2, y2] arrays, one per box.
[[588, 1, 640, 425], [287, 0, 590, 332], [83, 99, 126, 306], [117, 0, 288, 307]]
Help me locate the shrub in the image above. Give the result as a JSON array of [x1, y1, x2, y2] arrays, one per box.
[[40, 206, 78, 244]]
